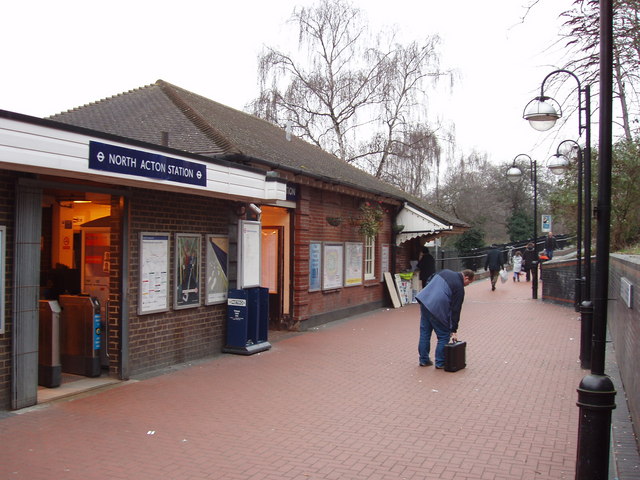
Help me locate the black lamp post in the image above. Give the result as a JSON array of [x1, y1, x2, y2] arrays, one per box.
[[574, 2, 616, 478], [506, 154, 538, 300], [524, 2, 616, 478], [548, 141, 592, 369], [523, 69, 594, 368]]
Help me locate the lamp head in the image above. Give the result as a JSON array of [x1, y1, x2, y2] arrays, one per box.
[[548, 154, 570, 175], [506, 166, 523, 183], [523, 96, 561, 132]]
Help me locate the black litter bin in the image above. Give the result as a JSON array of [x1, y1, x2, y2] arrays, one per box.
[[223, 287, 271, 355]]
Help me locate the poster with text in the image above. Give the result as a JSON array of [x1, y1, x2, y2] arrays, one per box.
[[322, 242, 344, 290], [381, 244, 390, 279], [206, 235, 229, 305], [139, 233, 170, 315], [344, 242, 363, 286], [239, 220, 261, 288], [309, 242, 322, 291]]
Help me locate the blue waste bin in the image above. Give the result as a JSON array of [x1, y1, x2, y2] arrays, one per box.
[[223, 287, 271, 355]]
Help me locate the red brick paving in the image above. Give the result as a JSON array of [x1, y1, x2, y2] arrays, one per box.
[[0, 277, 585, 479]]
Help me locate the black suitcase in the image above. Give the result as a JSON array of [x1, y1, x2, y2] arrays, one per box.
[[444, 340, 466, 372]]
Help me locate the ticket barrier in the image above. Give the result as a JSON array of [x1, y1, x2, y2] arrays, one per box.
[[38, 300, 62, 388], [223, 287, 271, 355], [59, 295, 101, 377]]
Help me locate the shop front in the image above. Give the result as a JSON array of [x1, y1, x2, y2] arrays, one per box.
[[0, 111, 286, 410]]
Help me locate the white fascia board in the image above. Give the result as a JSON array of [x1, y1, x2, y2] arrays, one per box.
[[0, 117, 286, 202], [395, 203, 453, 246]]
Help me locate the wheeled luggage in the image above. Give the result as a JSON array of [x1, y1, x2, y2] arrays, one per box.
[[444, 340, 466, 372]]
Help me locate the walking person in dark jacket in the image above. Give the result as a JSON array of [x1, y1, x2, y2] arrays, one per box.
[[522, 242, 539, 282], [415, 269, 475, 368], [484, 245, 503, 291], [417, 246, 436, 288], [544, 232, 558, 260]]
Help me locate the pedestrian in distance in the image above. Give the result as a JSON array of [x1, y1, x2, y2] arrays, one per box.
[[512, 250, 523, 282], [484, 244, 503, 291], [417, 246, 436, 288], [416, 269, 475, 368], [522, 242, 539, 282], [544, 232, 558, 260]]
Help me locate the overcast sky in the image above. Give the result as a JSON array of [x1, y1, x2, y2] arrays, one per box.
[[2, 0, 579, 166]]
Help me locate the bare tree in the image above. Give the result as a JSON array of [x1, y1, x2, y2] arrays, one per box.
[[559, 0, 640, 140], [249, 0, 450, 179], [375, 123, 442, 198]]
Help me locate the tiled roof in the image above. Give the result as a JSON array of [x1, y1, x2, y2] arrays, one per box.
[[49, 80, 466, 229]]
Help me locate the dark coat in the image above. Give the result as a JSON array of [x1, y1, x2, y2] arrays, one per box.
[[417, 252, 436, 282], [522, 247, 539, 270], [484, 248, 503, 272], [544, 235, 558, 251]]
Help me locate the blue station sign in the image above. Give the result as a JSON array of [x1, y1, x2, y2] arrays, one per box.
[[89, 141, 207, 187]]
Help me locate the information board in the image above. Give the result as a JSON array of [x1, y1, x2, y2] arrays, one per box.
[[344, 242, 363, 286], [139, 232, 170, 315], [309, 242, 322, 291], [239, 220, 261, 288], [0, 226, 4, 333], [322, 242, 344, 290]]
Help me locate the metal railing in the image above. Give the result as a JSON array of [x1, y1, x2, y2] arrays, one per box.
[[435, 234, 574, 273]]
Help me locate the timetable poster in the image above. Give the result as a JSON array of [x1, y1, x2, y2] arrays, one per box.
[[139, 233, 170, 315]]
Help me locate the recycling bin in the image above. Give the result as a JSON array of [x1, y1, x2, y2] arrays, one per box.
[[38, 300, 62, 387], [223, 287, 271, 355], [59, 295, 101, 377]]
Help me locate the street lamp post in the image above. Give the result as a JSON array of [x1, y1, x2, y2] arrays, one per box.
[[523, 69, 593, 368], [506, 154, 538, 300], [574, 2, 617, 478], [548, 141, 592, 368], [524, 3, 616, 478]]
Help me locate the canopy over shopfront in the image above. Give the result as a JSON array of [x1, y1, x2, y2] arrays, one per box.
[[394, 203, 457, 245]]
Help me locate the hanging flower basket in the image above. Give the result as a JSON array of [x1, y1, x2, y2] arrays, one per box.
[[392, 224, 405, 234], [357, 202, 385, 237], [326, 216, 343, 227]]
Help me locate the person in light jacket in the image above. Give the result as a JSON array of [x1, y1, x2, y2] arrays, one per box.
[[512, 250, 523, 282], [415, 269, 475, 368]]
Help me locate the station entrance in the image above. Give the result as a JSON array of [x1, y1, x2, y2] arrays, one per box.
[[37, 186, 120, 402]]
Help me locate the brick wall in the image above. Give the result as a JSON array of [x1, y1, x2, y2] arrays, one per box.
[[126, 188, 230, 376], [292, 186, 394, 329], [608, 254, 640, 441], [0, 171, 16, 409], [541, 257, 596, 307]]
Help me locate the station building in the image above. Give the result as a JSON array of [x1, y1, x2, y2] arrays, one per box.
[[0, 81, 466, 410]]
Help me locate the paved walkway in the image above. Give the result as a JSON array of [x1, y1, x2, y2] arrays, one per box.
[[0, 276, 636, 479]]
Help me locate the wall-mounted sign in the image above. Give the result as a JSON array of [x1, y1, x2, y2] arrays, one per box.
[[322, 242, 344, 290], [206, 235, 229, 305], [239, 220, 261, 288], [621, 277, 633, 309], [344, 242, 363, 286], [89, 141, 207, 186], [175, 233, 202, 309], [139, 232, 170, 315], [309, 242, 322, 291], [0, 226, 4, 333]]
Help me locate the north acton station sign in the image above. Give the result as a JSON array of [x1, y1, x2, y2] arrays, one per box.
[[89, 141, 207, 187]]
